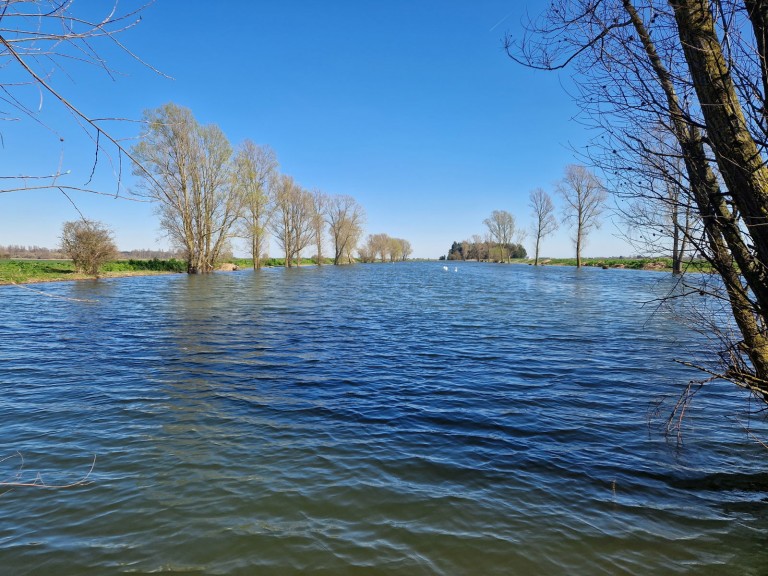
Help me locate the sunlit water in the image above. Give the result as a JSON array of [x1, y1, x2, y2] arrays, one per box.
[[1, 262, 767, 575]]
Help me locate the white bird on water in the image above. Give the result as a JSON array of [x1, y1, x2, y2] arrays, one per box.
[[442, 265, 449, 271]]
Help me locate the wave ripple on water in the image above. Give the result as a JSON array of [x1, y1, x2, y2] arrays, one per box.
[[1, 262, 768, 575]]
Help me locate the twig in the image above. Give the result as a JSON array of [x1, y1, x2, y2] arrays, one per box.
[[10, 282, 97, 303], [0, 453, 96, 491]]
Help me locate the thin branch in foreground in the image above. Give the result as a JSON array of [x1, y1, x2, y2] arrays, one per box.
[[10, 282, 97, 302], [0, 453, 96, 493]]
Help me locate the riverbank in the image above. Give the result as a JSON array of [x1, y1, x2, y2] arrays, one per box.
[[1, 256, 712, 285], [512, 256, 713, 272], [0, 257, 328, 285], [0, 259, 186, 285]]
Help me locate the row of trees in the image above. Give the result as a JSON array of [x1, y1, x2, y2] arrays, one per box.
[[357, 234, 412, 263], [0, 245, 65, 260], [509, 0, 768, 403], [448, 169, 606, 266], [132, 103, 373, 272], [0, 5, 408, 274]]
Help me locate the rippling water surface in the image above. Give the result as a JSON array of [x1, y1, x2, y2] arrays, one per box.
[[1, 262, 768, 575]]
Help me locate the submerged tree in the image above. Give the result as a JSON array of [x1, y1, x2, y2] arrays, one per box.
[[529, 188, 558, 266], [235, 141, 278, 270], [132, 103, 242, 274], [556, 165, 607, 268], [358, 233, 412, 262], [310, 190, 328, 265], [271, 175, 314, 267], [326, 195, 365, 265], [508, 0, 768, 402], [60, 220, 117, 276]]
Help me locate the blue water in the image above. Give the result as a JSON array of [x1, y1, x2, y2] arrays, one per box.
[[1, 262, 767, 575]]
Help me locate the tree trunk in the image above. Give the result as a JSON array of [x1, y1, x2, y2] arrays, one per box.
[[671, 199, 682, 275], [668, 0, 768, 395], [671, 0, 768, 309], [575, 226, 582, 268]]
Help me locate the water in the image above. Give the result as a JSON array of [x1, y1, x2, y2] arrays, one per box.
[[1, 262, 767, 575]]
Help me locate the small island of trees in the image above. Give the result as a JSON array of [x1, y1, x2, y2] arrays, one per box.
[[443, 240, 526, 262]]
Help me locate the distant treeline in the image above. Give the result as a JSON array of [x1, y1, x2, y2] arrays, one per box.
[[443, 240, 527, 262], [0, 245, 182, 260]]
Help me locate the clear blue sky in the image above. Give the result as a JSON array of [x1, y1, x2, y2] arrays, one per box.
[[0, 1, 635, 259]]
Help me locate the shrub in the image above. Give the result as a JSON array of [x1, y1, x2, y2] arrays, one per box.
[[60, 220, 117, 276]]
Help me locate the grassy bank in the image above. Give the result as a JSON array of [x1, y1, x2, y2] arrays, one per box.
[[511, 257, 713, 272], [2, 256, 712, 285], [0, 257, 336, 284], [0, 258, 186, 285]]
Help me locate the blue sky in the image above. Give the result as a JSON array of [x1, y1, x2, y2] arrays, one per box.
[[0, 1, 635, 259]]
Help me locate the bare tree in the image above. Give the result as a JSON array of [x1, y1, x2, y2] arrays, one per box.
[[271, 175, 314, 267], [132, 103, 241, 274], [400, 238, 413, 261], [1, 1, 160, 198], [326, 195, 365, 265], [470, 233, 485, 261], [357, 238, 375, 263], [529, 188, 558, 266], [387, 237, 404, 262], [60, 220, 117, 276], [310, 190, 328, 265], [556, 166, 607, 268], [457, 240, 469, 261], [357, 233, 411, 263], [617, 133, 696, 274], [235, 141, 277, 270], [367, 233, 390, 262], [508, 0, 768, 402], [484, 210, 518, 263]]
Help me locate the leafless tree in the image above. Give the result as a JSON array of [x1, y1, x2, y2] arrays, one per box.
[[60, 219, 117, 276], [367, 233, 391, 262], [508, 0, 768, 403], [326, 195, 365, 265], [357, 239, 375, 263], [358, 233, 411, 263], [529, 188, 558, 266], [556, 165, 607, 268], [387, 237, 405, 262], [271, 175, 314, 267], [484, 210, 519, 263], [310, 190, 328, 265], [234, 141, 277, 270], [617, 132, 696, 274], [470, 234, 485, 261], [131, 103, 242, 274], [400, 238, 413, 261]]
